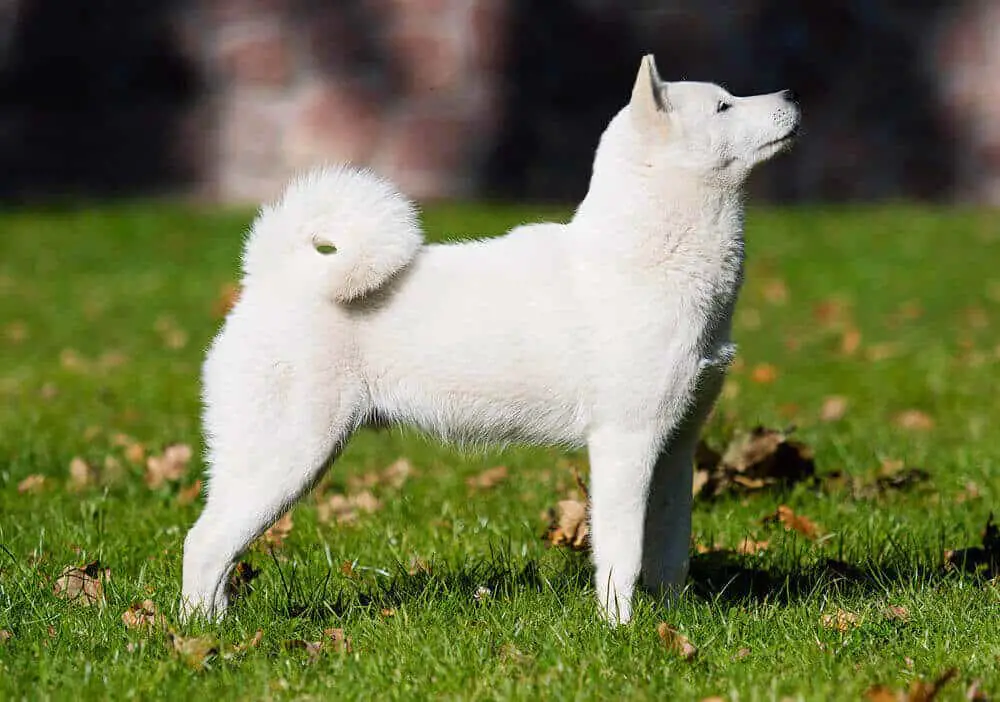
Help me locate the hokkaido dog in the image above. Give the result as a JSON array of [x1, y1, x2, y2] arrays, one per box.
[[182, 55, 800, 624]]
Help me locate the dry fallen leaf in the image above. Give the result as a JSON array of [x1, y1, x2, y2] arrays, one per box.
[[965, 680, 988, 702], [176, 479, 203, 506], [736, 537, 770, 555], [348, 457, 414, 491], [168, 631, 219, 669], [750, 363, 778, 384], [866, 668, 958, 702], [544, 499, 589, 551], [318, 491, 382, 524], [695, 427, 816, 499], [820, 396, 849, 422], [52, 561, 109, 606], [841, 328, 862, 355], [17, 474, 46, 494], [944, 513, 999, 577], [212, 282, 241, 319], [285, 628, 352, 664], [122, 599, 166, 630], [763, 278, 789, 305], [657, 622, 697, 661], [763, 505, 821, 540], [145, 444, 193, 489], [467, 465, 509, 490], [262, 512, 294, 548], [820, 609, 861, 633], [733, 646, 751, 661], [68, 457, 96, 491], [885, 605, 910, 622], [894, 410, 935, 432], [227, 560, 260, 600]]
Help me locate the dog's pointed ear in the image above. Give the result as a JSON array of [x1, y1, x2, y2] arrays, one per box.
[[630, 54, 670, 132]]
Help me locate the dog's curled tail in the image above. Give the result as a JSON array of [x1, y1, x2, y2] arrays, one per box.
[[242, 165, 423, 303]]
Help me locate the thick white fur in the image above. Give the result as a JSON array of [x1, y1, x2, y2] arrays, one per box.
[[182, 55, 800, 624]]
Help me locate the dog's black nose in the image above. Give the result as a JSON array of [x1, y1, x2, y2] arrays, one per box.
[[781, 89, 798, 104]]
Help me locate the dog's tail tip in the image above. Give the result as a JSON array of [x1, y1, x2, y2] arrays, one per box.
[[243, 164, 424, 303]]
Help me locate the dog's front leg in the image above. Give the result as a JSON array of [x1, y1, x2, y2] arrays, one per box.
[[587, 425, 663, 625]]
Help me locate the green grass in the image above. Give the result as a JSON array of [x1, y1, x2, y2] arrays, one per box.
[[2, 201, 999, 701]]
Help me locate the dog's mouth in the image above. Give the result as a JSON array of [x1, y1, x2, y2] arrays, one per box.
[[761, 124, 801, 151]]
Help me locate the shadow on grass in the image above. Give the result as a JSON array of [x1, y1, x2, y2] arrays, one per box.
[[243, 539, 995, 622]]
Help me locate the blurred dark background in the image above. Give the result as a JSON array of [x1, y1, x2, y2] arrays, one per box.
[[0, 0, 997, 205]]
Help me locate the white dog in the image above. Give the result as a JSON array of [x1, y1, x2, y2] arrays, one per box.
[[182, 55, 799, 624]]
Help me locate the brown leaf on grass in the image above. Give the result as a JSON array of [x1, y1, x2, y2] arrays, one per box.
[[820, 609, 860, 633], [154, 316, 189, 350], [750, 363, 778, 384], [467, 465, 509, 490], [122, 599, 166, 630], [145, 444, 193, 489], [60, 348, 88, 372], [68, 457, 96, 491], [168, 631, 219, 669], [228, 628, 265, 657], [695, 427, 816, 500], [323, 628, 351, 653], [408, 556, 432, 576], [0, 630, 12, 643], [226, 561, 260, 600], [656, 622, 697, 661], [944, 513, 999, 578], [841, 328, 862, 355], [318, 491, 381, 524], [736, 537, 769, 555], [868, 668, 958, 702], [820, 396, 849, 422], [875, 464, 930, 492], [965, 680, 988, 702], [813, 297, 852, 329], [285, 628, 352, 663], [52, 561, 109, 606], [865, 686, 898, 702], [955, 481, 982, 504], [733, 646, 751, 661], [763, 505, 821, 540], [262, 512, 294, 548], [894, 410, 935, 432], [17, 474, 46, 494], [885, 605, 910, 622], [176, 479, 203, 506], [347, 457, 414, 492], [4, 320, 27, 343], [543, 499, 589, 551], [762, 278, 789, 305], [212, 282, 241, 319]]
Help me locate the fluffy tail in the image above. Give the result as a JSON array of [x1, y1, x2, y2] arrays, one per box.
[[241, 165, 423, 302]]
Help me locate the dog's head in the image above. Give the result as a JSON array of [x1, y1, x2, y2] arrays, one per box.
[[623, 54, 799, 184]]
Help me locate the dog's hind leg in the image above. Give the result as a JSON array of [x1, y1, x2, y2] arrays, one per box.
[[181, 371, 364, 621], [641, 360, 727, 605], [587, 425, 663, 625], [639, 437, 695, 604]]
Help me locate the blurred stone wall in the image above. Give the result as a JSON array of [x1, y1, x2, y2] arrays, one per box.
[[0, 0, 998, 205]]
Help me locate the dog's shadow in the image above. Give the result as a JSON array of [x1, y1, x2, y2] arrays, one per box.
[[252, 545, 965, 622]]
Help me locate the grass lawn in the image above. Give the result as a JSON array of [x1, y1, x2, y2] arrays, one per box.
[[1, 200, 999, 700]]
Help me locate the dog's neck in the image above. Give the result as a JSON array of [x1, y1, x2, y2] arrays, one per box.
[[573, 112, 746, 298]]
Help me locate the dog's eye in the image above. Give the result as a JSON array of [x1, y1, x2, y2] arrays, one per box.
[[716, 101, 732, 113]]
